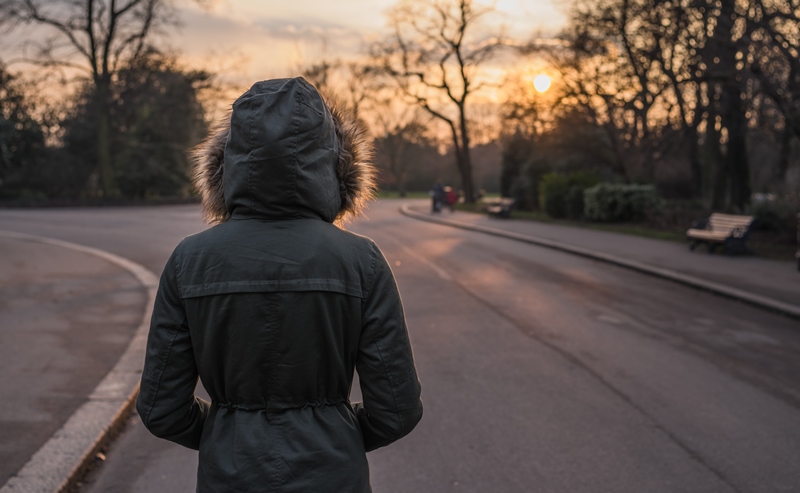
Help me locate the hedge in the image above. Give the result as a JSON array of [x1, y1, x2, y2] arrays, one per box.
[[538, 171, 600, 219], [583, 183, 662, 222]]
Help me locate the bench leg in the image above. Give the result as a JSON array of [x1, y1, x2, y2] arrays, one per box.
[[724, 238, 751, 256], [708, 243, 717, 254], [689, 241, 697, 252]]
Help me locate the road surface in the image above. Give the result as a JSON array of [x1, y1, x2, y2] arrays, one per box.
[[1, 200, 799, 493]]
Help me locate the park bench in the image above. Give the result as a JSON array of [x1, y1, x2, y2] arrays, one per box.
[[483, 197, 516, 219], [686, 213, 754, 255]]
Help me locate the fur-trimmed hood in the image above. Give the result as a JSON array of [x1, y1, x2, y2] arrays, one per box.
[[192, 77, 375, 226]]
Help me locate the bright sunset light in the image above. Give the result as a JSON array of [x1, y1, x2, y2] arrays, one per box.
[[0, 0, 797, 491], [533, 74, 552, 93]]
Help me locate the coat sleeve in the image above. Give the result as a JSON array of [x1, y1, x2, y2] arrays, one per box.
[[354, 243, 423, 452], [136, 247, 210, 450]]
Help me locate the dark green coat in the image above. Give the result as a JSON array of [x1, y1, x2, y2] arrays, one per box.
[[136, 78, 423, 493]]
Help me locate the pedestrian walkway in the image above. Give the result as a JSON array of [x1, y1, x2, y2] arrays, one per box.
[[0, 235, 147, 487], [403, 202, 799, 312]]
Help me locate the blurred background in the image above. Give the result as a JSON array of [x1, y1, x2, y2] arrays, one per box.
[[2, 3, 800, 492], [0, 0, 796, 256]]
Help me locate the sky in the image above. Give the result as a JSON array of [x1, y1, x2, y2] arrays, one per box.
[[173, 0, 567, 82], [0, 0, 567, 122]]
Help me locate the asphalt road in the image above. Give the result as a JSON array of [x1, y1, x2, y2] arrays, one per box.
[[0, 236, 145, 485], [2, 200, 799, 493]]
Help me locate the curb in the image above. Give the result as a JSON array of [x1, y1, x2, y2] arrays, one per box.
[[399, 204, 800, 321], [0, 231, 158, 493]]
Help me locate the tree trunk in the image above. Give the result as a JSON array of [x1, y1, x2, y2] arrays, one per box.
[[687, 124, 703, 198], [724, 87, 750, 210], [96, 78, 115, 197], [777, 124, 792, 183], [458, 109, 475, 203], [686, 84, 704, 198], [716, 0, 750, 210], [708, 98, 728, 210], [398, 170, 407, 197], [458, 148, 475, 203]]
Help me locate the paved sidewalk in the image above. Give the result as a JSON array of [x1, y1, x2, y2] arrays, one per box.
[[404, 201, 799, 311], [0, 235, 147, 487]]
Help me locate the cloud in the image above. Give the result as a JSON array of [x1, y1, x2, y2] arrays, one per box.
[[171, 0, 566, 83], [178, 2, 369, 48], [174, 6, 369, 78]]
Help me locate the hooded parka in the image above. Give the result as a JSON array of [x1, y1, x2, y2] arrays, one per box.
[[136, 77, 423, 493]]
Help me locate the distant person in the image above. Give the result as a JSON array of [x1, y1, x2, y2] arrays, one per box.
[[444, 186, 457, 212], [137, 77, 423, 493], [431, 179, 445, 213]]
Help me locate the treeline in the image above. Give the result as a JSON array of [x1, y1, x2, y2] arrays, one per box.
[[0, 0, 797, 227], [0, 54, 208, 201], [501, 0, 800, 217], [0, 0, 211, 202]]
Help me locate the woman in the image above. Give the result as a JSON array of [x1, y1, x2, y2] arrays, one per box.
[[136, 77, 423, 492]]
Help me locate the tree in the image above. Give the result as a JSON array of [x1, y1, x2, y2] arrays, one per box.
[[300, 59, 379, 120], [374, 109, 430, 197], [549, 0, 696, 184], [373, 0, 506, 202], [0, 63, 46, 196], [747, 0, 800, 183], [0, 0, 178, 196], [546, 0, 762, 208], [704, 0, 751, 210], [61, 51, 208, 199]]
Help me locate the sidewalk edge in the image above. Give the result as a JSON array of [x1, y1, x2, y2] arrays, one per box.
[[399, 204, 800, 320], [0, 231, 158, 493]]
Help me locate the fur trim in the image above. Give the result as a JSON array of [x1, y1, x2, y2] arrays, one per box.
[[327, 98, 376, 226], [191, 97, 376, 227], [192, 116, 230, 225]]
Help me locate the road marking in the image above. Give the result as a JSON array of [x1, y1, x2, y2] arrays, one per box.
[[383, 235, 453, 282], [597, 314, 622, 325], [399, 204, 800, 321]]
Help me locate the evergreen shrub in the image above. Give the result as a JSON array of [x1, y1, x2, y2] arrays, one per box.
[[538, 171, 600, 219], [584, 183, 663, 222]]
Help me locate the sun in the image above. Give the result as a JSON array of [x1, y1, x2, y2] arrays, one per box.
[[533, 74, 552, 93]]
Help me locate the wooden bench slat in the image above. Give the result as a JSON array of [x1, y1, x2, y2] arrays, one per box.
[[709, 221, 751, 229], [709, 217, 752, 224], [483, 197, 516, 218], [687, 212, 754, 254], [687, 230, 729, 240], [710, 218, 751, 224]]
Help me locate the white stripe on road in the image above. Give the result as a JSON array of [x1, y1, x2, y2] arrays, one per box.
[[383, 235, 453, 282]]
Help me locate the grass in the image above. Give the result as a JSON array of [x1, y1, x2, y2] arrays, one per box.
[[376, 190, 502, 200], [454, 202, 796, 262], [375, 190, 432, 199]]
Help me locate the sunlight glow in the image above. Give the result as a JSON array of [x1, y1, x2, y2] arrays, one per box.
[[533, 74, 551, 93]]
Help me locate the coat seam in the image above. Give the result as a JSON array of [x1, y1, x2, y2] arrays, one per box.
[[248, 104, 256, 215], [367, 331, 405, 436], [181, 278, 363, 299], [173, 244, 184, 299], [292, 91, 301, 219], [142, 322, 184, 426], [362, 243, 379, 301]]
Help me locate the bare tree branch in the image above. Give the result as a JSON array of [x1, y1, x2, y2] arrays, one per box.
[[371, 0, 508, 201]]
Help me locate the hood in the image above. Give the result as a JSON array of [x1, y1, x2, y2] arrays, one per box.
[[192, 77, 375, 226]]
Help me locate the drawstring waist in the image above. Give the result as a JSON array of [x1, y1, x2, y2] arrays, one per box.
[[213, 398, 351, 413]]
